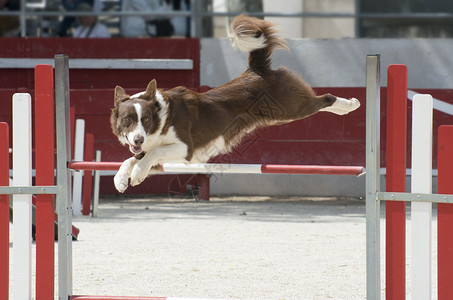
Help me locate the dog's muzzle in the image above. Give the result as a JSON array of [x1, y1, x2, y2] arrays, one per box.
[[126, 134, 144, 154]]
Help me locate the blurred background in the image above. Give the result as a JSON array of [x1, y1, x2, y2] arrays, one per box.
[[1, 0, 453, 38]]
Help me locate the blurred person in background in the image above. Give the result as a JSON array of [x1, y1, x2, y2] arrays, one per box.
[[121, 0, 173, 37], [120, 0, 189, 37], [73, 2, 110, 37], [57, 0, 103, 37], [0, 0, 20, 36]]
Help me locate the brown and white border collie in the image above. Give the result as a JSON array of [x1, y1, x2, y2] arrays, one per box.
[[110, 15, 360, 193]]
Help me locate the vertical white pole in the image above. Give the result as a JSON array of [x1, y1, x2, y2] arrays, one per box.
[[12, 93, 32, 300], [72, 119, 85, 216], [411, 94, 433, 300], [92, 150, 101, 217]]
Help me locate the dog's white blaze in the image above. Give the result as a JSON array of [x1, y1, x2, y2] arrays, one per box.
[[130, 90, 167, 121], [128, 90, 168, 148], [127, 103, 146, 145]]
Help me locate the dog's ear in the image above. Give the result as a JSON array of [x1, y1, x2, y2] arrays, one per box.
[[142, 79, 157, 100], [114, 86, 129, 106]]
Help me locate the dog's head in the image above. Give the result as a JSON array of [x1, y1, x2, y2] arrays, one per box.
[[110, 79, 163, 155]]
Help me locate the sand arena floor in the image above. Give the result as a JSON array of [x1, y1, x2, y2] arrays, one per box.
[[70, 196, 369, 300]]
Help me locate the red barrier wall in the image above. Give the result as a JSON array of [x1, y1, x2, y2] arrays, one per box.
[[0, 38, 200, 90]]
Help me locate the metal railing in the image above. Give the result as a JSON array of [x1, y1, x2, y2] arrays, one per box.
[[2, 0, 453, 38]]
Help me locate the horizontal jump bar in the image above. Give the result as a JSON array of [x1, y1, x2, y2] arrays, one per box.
[[0, 58, 193, 70], [68, 161, 365, 176]]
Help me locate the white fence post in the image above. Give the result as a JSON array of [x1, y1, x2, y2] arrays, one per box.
[[72, 119, 85, 216], [411, 94, 433, 300], [12, 93, 32, 300], [92, 150, 101, 217]]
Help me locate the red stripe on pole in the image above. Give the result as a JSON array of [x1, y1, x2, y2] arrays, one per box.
[[34, 64, 55, 300], [261, 164, 364, 175], [0, 122, 9, 300], [82, 133, 94, 215], [385, 64, 407, 300], [437, 125, 453, 300]]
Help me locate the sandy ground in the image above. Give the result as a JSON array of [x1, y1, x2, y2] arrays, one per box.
[[10, 196, 441, 299], [70, 196, 368, 300]]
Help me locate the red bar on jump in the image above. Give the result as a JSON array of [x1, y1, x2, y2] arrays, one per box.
[[385, 64, 407, 300], [437, 125, 453, 300], [0, 122, 9, 300], [69, 161, 122, 171], [34, 64, 55, 300], [261, 164, 364, 175]]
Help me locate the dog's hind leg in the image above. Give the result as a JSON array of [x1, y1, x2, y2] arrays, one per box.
[[318, 94, 360, 115]]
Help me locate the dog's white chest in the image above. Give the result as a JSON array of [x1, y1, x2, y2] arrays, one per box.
[[191, 136, 226, 163]]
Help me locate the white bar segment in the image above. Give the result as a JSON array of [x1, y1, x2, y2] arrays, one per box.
[[162, 163, 262, 174], [12, 93, 33, 300], [411, 94, 433, 300], [72, 119, 85, 216]]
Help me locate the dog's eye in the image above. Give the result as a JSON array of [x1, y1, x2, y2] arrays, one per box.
[[122, 117, 131, 126], [142, 117, 150, 123]]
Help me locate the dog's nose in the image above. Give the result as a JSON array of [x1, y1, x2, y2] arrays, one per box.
[[133, 135, 144, 146]]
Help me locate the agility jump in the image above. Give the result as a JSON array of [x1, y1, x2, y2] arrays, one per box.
[[0, 55, 364, 300], [2, 56, 452, 299]]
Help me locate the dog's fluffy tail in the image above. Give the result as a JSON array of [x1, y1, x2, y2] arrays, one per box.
[[229, 15, 288, 75]]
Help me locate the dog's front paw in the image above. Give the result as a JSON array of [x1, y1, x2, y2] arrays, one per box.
[[130, 163, 150, 186], [114, 170, 129, 193]]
